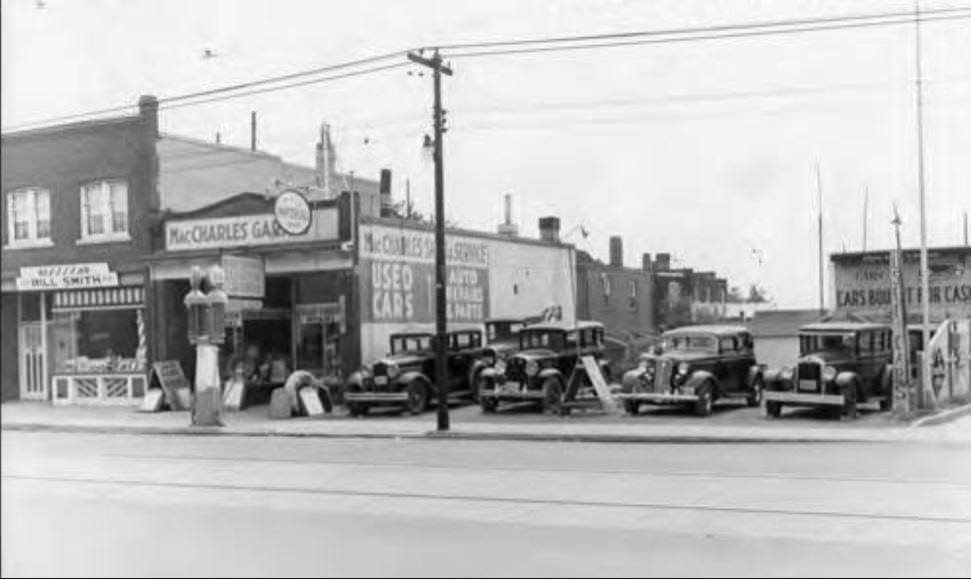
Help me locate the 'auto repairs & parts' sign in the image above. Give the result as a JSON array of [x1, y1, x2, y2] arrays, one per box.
[[832, 247, 971, 322], [359, 223, 490, 323]]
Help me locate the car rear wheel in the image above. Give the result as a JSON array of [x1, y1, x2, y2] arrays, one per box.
[[624, 400, 640, 416], [481, 397, 497, 413], [694, 383, 714, 417], [765, 400, 782, 418], [405, 381, 429, 415], [347, 402, 369, 417], [542, 378, 564, 416], [746, 377, 763, 407]]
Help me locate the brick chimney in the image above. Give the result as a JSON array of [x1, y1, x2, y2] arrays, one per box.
[[655, 253, 671, 272], [538, 216, 560, 243], [138, 95, 158, 139], [379, 169, 393, 216], [609, 236, 623, 268], [497, 193, 519, 237], [642, 253, 652, 272]]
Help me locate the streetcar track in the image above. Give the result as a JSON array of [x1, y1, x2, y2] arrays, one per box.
[[94, 452, 971, 487], [4, 473, 969, 525]]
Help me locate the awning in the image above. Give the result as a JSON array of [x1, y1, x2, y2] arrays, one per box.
[[53, 286, 145, 311]]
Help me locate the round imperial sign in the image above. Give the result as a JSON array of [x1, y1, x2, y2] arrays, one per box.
[[274, 189, 312, 236]]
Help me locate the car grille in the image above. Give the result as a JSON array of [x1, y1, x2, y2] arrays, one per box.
[[505, 358, 527, 383], [797, 362, 821, 392], [372, 362, 388, 377], [654, 359, 673, 392]]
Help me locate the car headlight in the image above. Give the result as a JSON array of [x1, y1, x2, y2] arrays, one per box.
[[525, 360, 540, 376], [638, 361, 648, 372], [677, 362, 689, 375], [780, 366, 794, 381], [822, 365, 837, 382], [387, 363, 400, 378], [495, 360, 507, 375]]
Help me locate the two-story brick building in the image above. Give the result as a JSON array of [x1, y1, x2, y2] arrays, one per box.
[[1, 96, 160, 403]]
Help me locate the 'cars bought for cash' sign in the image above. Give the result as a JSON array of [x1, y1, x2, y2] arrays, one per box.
[[359, 223, 490, 323], [165, 208, 338, 251], [832, 247, 971, 323]]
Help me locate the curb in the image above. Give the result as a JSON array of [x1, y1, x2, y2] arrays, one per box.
[[910, 403, 971, 428], [3, 421, 955, 445]]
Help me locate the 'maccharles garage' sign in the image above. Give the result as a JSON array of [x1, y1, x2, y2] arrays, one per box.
[[164, 209, 338, 252]]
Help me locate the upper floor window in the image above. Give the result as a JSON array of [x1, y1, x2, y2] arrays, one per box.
[[6, 187, 51, 246], [80, 180, 128, 240]]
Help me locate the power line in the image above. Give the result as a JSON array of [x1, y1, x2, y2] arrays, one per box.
[[445, 12, 971, 60], [5, 6, 970, 131]]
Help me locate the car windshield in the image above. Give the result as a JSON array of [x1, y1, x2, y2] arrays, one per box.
[[486, 321, 524, 342], [390, 335, 432, 354], [661, 334, 717, 353], [520, 329, 565, 350], [800, 333, 855, 355]]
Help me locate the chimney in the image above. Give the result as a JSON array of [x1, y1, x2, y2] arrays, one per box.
[[655, 253, 671, 272], [379, 169, 393, 216], [538, 216, 560, 243], [138, 95, 158, 139], [497, 193, 519, 237], [609, 236, 623, 268], [316, 123, 334, 198], [642, 253, 652, 272]]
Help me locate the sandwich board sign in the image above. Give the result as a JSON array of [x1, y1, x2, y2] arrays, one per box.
[[223, 378, 246, 411], [150, 360, 192, 411]]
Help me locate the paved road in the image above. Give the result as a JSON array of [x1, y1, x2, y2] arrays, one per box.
[[3, 431, 969, 577]]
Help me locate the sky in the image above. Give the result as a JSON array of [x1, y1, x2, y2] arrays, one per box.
[[3, 0, 970, 308]]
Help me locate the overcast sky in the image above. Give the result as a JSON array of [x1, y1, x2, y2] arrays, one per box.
[[3, 0, 969, 308]]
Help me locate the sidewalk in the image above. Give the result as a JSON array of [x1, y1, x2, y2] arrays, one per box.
[[2, 401, 969, 445]]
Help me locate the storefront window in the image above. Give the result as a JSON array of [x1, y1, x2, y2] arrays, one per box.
[[51, 309, 145, 373]]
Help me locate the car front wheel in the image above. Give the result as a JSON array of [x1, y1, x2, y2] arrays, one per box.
[[765, 400, 782, 418], [841, 383, 858, 420], [347, 402, 369, 417], [542, 378, 564, 416], [694, 383, 714, 417], [405, 381, 429, 415], [624, 399, 640, 416]]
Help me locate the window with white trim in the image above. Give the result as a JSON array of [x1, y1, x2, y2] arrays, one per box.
[[80, 179, 128, 239], [6, 187, 51, 245]]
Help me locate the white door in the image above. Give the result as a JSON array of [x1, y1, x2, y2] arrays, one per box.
[[19, 322, 47, 400]]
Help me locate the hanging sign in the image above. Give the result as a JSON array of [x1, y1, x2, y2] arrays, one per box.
[[16, 262, 119, 291], [274, 189, 312, 235], [889, 249, 911, 413]]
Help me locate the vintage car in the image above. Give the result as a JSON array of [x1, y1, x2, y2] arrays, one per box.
[[615, 325, 763, 417], [763, 322, 893, 418], [343, 328, 486, 416], [477, 321, 611, 414]]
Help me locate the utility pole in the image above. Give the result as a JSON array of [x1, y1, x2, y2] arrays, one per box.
[[815, 163, 825, 318], [862, 185, 869, 251], [914, 0, 932, 399], [408, 49, 453, 431], [964, 211, 968, 246], [250, 111, 257, 151]]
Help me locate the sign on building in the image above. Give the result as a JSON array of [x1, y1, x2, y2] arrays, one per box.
[[164, 208, 339, 252], [221, 255, 265, 298], [888, 249, 910, 413], [833, 247, 971, 322], [16, 262, 119, 291], [359, 224, 490, 323]]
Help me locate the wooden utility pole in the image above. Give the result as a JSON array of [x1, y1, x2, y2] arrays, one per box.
[[914, 0, 932, 400], [862, 185, 869, 251], [408, 49, 453, 431], [815, 163, 825, 318]]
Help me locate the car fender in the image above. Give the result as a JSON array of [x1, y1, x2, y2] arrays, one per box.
[[622, 368, 647, 391], [835, 371, 859, 394], [467, 360, 489, 387], [345, 370, 367, 390], [747, 365, 764, 388], [763, 368, 782, 384], [479, 366, 502, 382], [685, 370, 717, 391], [397, 371, 430, 390], [538, 367, 564, 385]]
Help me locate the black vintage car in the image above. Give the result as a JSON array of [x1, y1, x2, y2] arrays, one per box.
[[477, 321, 610, 414], [763, 322, 893, 419], [615, 325, 763, 417], [343, 328, 487, 416]]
